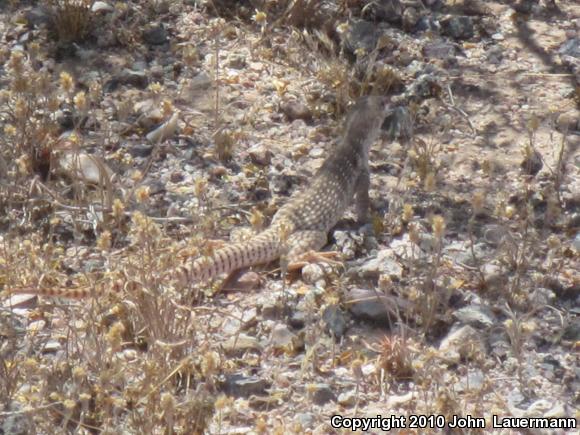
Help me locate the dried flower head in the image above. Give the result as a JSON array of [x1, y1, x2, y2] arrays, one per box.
[[408, 222, 420, 245], [354, 47, 368, 57], [14, 97, 28, 121], [16, 154, 31, 175], [11, 74, 29, 93], [255, 417, 267, 433], [250, 208, 264, 230], [106, 321, 125, 350], [201, 350, 219, 377], [193, 177, 207, 199], [47, 95, 60, 112], [22, 357, 39, 373], [378, 274, 393, 291], [547, 235, 560, 250], [112, 198, 124, 220], [214, 394, 232, 411], [431, 215, 445, 240], [161, 99, 174, 117], [278, 221, 291, 243], [272, 79, 288, 96], [351, 358, 364, 380], [74, 91, 87, 112], [160, 392, 176, 413], [60, 71, 74, 94], [72, 366, 87, 382], [504, 205, 516, 219], [63, 399, 76, 411], [135, 186, 150, 203], [527, 113, 540, 132], [148, 82, 163, 95], [97, 230, 112, 250], [252, 10, 267, 25], [4, 124, 16, 137], [89, 81, 102, 102], [7, 51, 25, 75], [35, 70, 52, 95], [130, 170, 143, 182], [472, 190, 485, 215], [402, 203, 413, 223], [182, 45, 199, 67], [376, 335, 413, 379]]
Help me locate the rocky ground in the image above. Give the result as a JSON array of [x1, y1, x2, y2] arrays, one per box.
[[0, 0, 579, 434]]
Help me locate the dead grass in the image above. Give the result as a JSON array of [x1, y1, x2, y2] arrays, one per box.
[[46, 0, 95, 44], [1, 0, 577, 432]]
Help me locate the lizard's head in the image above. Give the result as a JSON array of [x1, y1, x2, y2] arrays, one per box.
[[343, 95, 391, 152]]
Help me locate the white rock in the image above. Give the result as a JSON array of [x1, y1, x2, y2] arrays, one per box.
[[92, 1, 114, 12]]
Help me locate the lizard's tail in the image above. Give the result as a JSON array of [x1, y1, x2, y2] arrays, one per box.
[[178, 227, 282, 283]]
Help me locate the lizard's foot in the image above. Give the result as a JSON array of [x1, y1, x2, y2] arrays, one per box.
[[287, 250, 343, 272]]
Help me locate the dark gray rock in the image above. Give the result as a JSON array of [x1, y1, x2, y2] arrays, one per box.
[[221, 374, 269, 398], [346, 288, 397, 323], [383, 106, 414, 142], [453, 304, 496, 328], [415, 15, 440, 33], [362, 0, 403, 24], [142, 24, 168, 45], [349, 249, 403, 280], [559, 37, 580, 58], [228, 54, 247, 69], [562, 319, 580, 341], [25, 6, 51, 27], [295, 412, 316, 428], [310, 383, 336, 405], [405, 73, 442, 100], [289, 309, 306, 329], [423, 42, 457, 59], [128, 143, 154, 158], [1, 401, 33, 435], [343, 20, 382, 55], [280, 100, 312, 122], [440, 16, 474, 40], [110, 68, 149, 90], [323, 305, 348, 338], [486, 45, 504, 64], [520, 147, 543, 176], [402, 7, 420, 31], [270, 323, 297, 349]]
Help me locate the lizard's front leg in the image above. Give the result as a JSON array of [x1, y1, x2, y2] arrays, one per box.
[[283, 230, 342, 271], [355, 169, 371, 223]]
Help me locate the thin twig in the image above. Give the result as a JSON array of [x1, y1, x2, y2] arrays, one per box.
[[443, 84, 477, 137]]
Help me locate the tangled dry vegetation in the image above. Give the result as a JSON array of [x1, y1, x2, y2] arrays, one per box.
[[1, 0, 579, 433]]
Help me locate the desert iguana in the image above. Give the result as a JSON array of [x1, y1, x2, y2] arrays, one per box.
[[178, 95, 391, 284]]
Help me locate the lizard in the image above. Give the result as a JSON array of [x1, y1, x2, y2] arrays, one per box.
[[4, 95, 391, 298], [177, 95, 391, 284]]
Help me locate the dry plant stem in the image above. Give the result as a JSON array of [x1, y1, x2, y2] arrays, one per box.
[[443, 84, 476, 137], [468, 217, 486, 287], [0, 402, 61, 418], [507, 185, 533, 307], [551, 133, 567, 206], [138, 356, 194, 406], [214, 22, 221, 130], [502, 305, 531, 397]]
